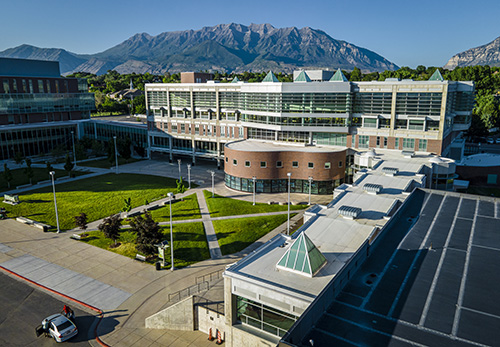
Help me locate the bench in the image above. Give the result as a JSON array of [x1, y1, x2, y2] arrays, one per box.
[[57, 176, 71, 181], [37, 179, 51, 185], [33, 223, 50, 232], [71, 234, 82, 240], [16, 216, 33, 225], [135, 254, 146, 262], [16, 184, 32, 189], [3, 194, 20, 205]]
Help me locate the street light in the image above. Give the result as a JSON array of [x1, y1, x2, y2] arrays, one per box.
[[287, 172, 291, 235], [308, 176, 313, 206], [252, 176, 256, 205], [187, 164, 191, 189], [49, 171, 60, 233], [167, 192, 175, 271], [113, 136, 118, 174], [177, 159, 182, 181], [71, 130, 77, 169], [209, 170, 215, 198]]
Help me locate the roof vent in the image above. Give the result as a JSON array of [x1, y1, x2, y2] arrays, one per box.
[[338, 205, 362, 219], [382, 167, 399, 176], [363, 183, 383, 194]]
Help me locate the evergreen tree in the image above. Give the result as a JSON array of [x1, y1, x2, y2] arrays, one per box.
[[3, 163, 13, 188], [75, 212, 88, 231], [98, 214, 122, 246], [131, 212, 163, 256], [64, 154, 74, 176], [23, 158, 34, 185]]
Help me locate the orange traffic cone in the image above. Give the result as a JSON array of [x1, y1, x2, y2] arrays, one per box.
[[216, 329, 223, 345], [208, 327, 214, 341]]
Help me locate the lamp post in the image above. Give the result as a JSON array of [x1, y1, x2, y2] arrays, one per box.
[[209, 170, 215, 198], [252, 176, 256, 205], [49, 171, 60, 233], [113, 136, 118, 174], [71, 130, 77, 168], [287, 172, 291, 235], [168, 192, 175, 271], [177, 159, 182, 181], [187, 164, 191, 189], [308, 176, 313, 206]]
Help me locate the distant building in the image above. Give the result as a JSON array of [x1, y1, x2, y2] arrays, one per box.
[[0, 57, 95, 160], [180, 72, 214, 84], [145, 69, 475, 194]]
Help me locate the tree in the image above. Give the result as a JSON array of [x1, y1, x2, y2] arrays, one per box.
[[13, 152, 24, 165], [23, 158, 34, 185], [117, 137, 132, 161], [3, 163, 13, 188], [74, 213, 88, 231], [64, 154, 74, 176], [122, 197, 132, 213], [131, 212, 163, 256], [46, 161, 54, 174], [176, 178, 186, 193], [98, 214, 122, 246], [349, 67, 362, 81]]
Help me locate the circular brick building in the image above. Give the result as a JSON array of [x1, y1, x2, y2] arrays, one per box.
[[224, 140, 346, 195]]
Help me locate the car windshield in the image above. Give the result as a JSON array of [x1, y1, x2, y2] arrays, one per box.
[[56, 320, 73, 331]]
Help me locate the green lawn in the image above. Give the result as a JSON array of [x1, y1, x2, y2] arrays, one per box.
[[123, 193, 201, 224], [79, 157, 143, 169], [464, 186, 500, 197], [203, 190, 307, 217], [5, 173, 183, 230], [79, 222, 209, 268], [0, 168, 86, 192], [213, 214, 292, 255]]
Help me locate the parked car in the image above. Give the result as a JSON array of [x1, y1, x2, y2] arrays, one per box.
[[40, 314, 78, 342], [496, 138, 500, 144], [487, 137, 494, 144]]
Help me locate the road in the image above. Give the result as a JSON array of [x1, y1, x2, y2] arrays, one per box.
[[0, 272, 95, 346]]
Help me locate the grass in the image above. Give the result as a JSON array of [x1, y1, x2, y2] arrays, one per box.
[[79, 222, 209, 268], [5, 173, 182, 230], [79, 157, 143, 169], [213, 214, 293, 255], [123, 193, 201, 224], [0, 168, 86, 192], [203, 190, 307, 217], [464, 186, 500, 197]]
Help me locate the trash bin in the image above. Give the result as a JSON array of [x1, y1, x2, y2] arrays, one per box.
[[155, 262, 161, 271]]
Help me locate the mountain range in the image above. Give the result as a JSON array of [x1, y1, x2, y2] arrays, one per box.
[[444, 36, 500, 69], [0, 23, 399, 75]]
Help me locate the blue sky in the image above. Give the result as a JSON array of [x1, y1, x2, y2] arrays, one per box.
[[2, 0, 500, 69]]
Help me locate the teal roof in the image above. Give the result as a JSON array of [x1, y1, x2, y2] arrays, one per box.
[[262, 71, 279, 83], [295, 71, 311, 82], [330, 68, 348, 82], [231, 76, 240, 83], [429, 69, 444, 81], [276, 232, 327, 277]]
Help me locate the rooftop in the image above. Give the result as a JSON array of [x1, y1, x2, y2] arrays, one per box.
[[225, 139, 345, 153]]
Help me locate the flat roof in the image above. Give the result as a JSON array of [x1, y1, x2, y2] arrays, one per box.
[[225, 139, 345, 153], [225, 149, 430, 310], [294, 190, 500, 347], [0, 57, 60, 78]]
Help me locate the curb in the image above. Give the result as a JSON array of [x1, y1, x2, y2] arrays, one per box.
[[0, 265, 109, 347]]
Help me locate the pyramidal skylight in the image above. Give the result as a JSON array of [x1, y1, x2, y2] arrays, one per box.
[[276, 232, 327, 277]]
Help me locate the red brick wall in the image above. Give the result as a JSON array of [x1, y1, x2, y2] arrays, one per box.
[[224, 146, 346, 181]]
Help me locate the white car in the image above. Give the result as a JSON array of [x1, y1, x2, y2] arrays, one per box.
[[487, 137, 494, 144], [41, 314, 78, 342], [496, 138, 500, 144]]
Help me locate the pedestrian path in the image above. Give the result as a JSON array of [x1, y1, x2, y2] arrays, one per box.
[[196, 190, 222, 259], [0, 254, 131, 310]]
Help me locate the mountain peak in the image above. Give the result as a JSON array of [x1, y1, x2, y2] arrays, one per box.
[[444, 35, 500, 69], [0, 23, 399, 75]]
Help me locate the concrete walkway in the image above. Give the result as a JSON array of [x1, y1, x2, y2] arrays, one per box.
[[196, 190, 222, 259]]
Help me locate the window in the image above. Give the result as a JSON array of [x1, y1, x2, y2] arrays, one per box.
[[260, 161, 267, 168], [402, 138, 415, 150], [292, 161, 299, 168], [308, 162, 314, 169], [383, 137, 388, 148], [339, 161, 343, 168], [376, 136, 380, 146], [276, 161, 283, 168], [180, 124, 185, 133], [325, 162, 331, 169], [395, 138, 400, 149], [418, 139, 428, 152], [358, 135, 369, 149], [225, 157, 228, 162], [245, 161, 251, 167], [171, 124, 177, 133], [233, 159, 238, 166]]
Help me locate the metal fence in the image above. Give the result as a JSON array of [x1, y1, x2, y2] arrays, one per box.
[[194, 295, 225, 316], [196, 268, 225, 285]]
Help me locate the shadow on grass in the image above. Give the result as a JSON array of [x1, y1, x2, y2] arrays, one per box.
[[169, 232, 207, 242], [24, 199, 52, 203], [214, 231, 237, 240], [220, 241, 251, 255]]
